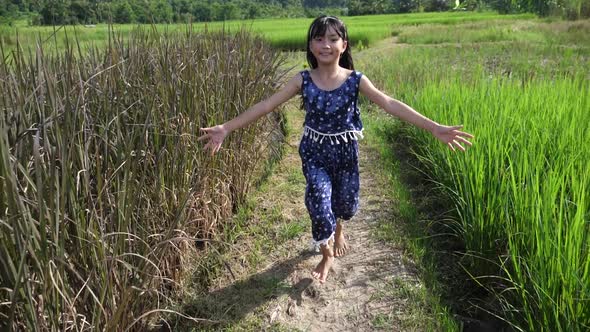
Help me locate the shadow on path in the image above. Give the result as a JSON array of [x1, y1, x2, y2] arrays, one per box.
[[176, 251, 315, 330]]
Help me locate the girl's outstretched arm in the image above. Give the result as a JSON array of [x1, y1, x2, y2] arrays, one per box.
[[359, 75, 473, 151], [198, 74, 302, 155]]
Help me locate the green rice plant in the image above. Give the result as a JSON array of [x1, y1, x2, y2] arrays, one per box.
[[0, 26, 286, 330], [405, 71, 589, 332], [362, 18, 590, 331]]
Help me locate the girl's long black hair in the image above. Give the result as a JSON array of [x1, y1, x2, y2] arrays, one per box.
[[306, 15, 354, 70]]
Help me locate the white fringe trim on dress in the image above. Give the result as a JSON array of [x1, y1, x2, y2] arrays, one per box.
[[303, 126, 364, 145], [309, 232, 335, 252]]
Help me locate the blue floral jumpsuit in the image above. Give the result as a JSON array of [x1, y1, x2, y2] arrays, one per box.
[[298, 70, 364, 248]]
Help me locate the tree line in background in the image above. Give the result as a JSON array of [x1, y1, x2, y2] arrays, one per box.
[[0, 0, 588, 26]]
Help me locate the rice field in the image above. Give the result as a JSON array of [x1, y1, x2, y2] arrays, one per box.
[[0, 11, 535, 53], [361, 18, 590, 331]]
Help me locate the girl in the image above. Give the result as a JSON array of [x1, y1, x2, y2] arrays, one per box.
[[198, 15, 473, 283]]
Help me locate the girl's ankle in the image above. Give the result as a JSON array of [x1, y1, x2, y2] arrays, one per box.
[[320, 244, 334, 258]]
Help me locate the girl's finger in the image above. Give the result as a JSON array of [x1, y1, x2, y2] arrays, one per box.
[[207, 143, 215, 156], [453, 140, 466, 152], [447, 142, 456, 151], [453, 130, 474, 139], [214, 144, 221, 154], [197, 133, 209, 141], [456, 136, 473, 146]]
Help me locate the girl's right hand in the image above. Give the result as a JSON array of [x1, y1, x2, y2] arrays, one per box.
[[198, 125, 228, 155]]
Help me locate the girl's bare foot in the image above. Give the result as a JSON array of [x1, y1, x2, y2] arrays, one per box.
[[334, 221, 349, 257], [312, 241, 334, 283]]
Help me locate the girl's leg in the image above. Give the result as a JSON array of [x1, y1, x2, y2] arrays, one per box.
[[305, 173, 339, 281], [300, 137, 337, 244], [304, 167, 336, 242], [300, 137, 340, 281], [311, 238, 334, 283], [331, 141, 360, 257], [334, 219, 349, 257], [301, 164, 337, 281]]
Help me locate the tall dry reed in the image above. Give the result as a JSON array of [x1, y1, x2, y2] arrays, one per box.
[[0, 26, 286, 330]]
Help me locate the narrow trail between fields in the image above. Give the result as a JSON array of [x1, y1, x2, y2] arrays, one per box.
[[263, 111, 421, 331]]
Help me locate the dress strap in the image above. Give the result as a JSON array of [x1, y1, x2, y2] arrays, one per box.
[[300, 70, 311, 94], [353, 70, 362, 91], [300, 70, 310, 81]]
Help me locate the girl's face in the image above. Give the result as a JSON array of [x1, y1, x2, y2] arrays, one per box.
[[309, 26, 348, 66]]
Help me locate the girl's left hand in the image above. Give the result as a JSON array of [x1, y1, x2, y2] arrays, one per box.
[[432, 125, 474, 152]]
